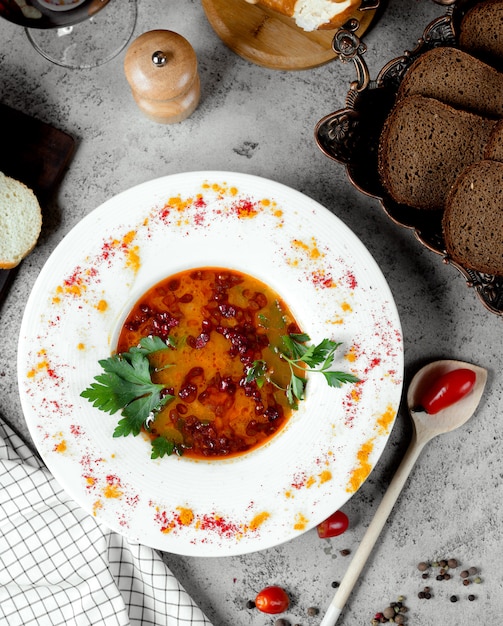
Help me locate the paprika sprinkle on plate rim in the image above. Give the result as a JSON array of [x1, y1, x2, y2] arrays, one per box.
[[18, 171, 403, 556]]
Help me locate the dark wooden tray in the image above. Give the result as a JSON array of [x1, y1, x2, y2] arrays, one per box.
[[0, 104, 75, 306]]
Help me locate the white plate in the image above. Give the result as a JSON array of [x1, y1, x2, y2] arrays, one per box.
[[18, 171, 403, 556]]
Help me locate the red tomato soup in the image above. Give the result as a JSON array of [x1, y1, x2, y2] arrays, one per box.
[[117, 267, 303, 459]]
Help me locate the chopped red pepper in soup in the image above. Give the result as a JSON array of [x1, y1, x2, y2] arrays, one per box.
[[116, 267, 302, 459]]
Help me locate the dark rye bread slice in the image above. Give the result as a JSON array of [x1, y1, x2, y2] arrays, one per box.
[[397, 46, 503, 118], [459, 0, 503, 70], [443, 160, 503, 276], [377, 95, 497, 211], [484, 119, 503, 161]]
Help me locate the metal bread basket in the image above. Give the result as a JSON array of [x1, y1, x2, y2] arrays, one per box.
[[315, 0, 503, 316]]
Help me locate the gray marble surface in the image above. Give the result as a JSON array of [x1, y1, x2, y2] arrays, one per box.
[[1, 1, 503, 624]]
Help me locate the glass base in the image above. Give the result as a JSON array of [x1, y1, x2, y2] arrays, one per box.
[[26, 0, 137, 69]]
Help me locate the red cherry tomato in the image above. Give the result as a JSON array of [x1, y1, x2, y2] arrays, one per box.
[[317, 510, 349, 539], [255, 586, 290, 614], [419, 368, 476, 414]]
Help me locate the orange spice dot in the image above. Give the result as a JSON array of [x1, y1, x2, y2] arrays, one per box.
[[292, 237, 322, 260], [54, 440, 67, 453], [330, 317, 344, 325], [127, 247, 140, 270], [122, 230, 136, 246], [85, 476, 96, 486], [345, 346, 358, 362], [306, 476, 316, 488], [92, 500, 103, 516], [67, 284, 84, 297], [346, 438, 374, 493], [95, 300, 108, 313], [376, 404, 396, 435], [176, 507, 194, 526], [293, 512, 309, 531], [77, 343, 85, 351], [350, 387, 361, 403], [319, 469, 332, 484], [249, 511, 270, 531], [341, 301, 352, 312], [103, 483, 123, 499]]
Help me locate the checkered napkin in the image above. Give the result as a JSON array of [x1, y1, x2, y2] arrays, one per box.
[[0, 417, 213, 626]]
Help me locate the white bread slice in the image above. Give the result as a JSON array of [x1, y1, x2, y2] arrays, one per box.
[[244, 0, 361, 31], [0, 172, 42, 269]]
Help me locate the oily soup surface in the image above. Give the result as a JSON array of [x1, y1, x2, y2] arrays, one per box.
[[117, 267, 302, 459]]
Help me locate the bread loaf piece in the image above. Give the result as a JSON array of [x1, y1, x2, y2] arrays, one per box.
[[377, 95, 497, 210], [459, 0, 503, 69], [0, 172, 42, 269], [397, 46, 503, 118], [484, 119, 503, 161], [443, 160, 503, 276], [244, 0, 361, 31]]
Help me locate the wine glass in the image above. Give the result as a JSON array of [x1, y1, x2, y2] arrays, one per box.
[[0, 0, 137, 69]]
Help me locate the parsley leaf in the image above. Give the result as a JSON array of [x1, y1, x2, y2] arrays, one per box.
[[81, 336, 175, 438], [246, 333, 359, 408], [151, 436, 181, 459], [245, 360, 267, 388], [322, 370, 360, 388], [132, 334, 175, 355]]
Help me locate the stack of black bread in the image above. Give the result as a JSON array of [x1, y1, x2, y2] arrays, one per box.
[[378, 0, 503, 277]]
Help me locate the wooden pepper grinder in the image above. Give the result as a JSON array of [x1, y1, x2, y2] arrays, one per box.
[[124, 30, 200, 124]]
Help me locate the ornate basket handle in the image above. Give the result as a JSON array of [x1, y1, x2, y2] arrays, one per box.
[[331, 0, 380, 92], [332, 19, 370, 92]]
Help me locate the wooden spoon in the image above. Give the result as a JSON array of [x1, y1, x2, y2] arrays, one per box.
[[320, 359, 488, 626]]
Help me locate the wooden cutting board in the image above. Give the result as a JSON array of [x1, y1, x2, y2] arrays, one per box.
[[201, 0, 378, 70], [0, 103, 75, 306]]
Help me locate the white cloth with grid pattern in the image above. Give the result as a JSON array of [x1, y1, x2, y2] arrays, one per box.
[[0, 418, 213, 626]]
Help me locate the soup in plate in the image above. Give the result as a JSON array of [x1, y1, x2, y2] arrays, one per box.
[[116, 267, 302, 459]]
